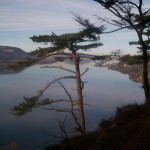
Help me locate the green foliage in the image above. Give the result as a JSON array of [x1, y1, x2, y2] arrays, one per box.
[[73, 13, 104, 36], [30, 15, 104, 53], [29, 47, 57, 56], [94, 0, 150, 54], [9, 58, 38, 69], [30, 31, 102, 52], [12, 96, 52, 116], [120, 54, 144, 65], [37, 98, 52, 106], [12, 96, 38, 116], [129, 14, 150, 51], [75, 43, 103, 51], [13, 96, 58, 116], [129, 40, 150, 53]]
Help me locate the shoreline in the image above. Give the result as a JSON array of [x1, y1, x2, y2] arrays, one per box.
[[108, 61, 149, 84], [1, 54, 148, 85]]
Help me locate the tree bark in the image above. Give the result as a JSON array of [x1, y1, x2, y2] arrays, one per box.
[[137, 32, 150, 103], [142, 48, 150, 103], [71, 51, 85, 135]]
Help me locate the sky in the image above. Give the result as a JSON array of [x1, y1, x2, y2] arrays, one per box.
[[0, 0, 150, 55]]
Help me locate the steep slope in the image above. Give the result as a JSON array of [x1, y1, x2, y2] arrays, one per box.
[[46, 104, 150, 150]]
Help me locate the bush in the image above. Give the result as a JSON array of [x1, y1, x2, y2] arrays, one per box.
[[120, 55, 144, 65]]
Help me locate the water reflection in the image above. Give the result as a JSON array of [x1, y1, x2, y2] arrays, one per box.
[[0, 60, 144, 149]]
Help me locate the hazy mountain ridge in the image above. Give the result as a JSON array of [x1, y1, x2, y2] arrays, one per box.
[[0, 46, 31, 63]]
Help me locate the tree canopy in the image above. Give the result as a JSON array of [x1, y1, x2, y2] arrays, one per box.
[[30, 14, 104, 52], [14, 15, 105, 135], [93, 0, 150, 102], [94, 0, 150, 32]]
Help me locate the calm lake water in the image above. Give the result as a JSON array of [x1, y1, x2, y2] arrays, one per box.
[[0, 60, 144, 149]]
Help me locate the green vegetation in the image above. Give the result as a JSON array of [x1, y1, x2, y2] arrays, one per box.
[[120, 54, 150, 65], [120, 55, 143, 65], [11, 1, 150, 149], [45, 103, 150, 150], [29, 47, 59, 57], [94, 0, 150, 102], [13, 15, 104, 135], [9, 58, 38, 69]]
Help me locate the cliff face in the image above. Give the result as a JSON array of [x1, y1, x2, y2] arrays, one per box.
[[0, 46, 31, 63]]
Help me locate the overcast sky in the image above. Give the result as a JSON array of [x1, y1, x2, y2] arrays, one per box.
[[0, 0, 150, 55]]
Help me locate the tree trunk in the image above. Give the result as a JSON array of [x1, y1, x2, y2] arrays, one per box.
[[142, 49, 150, 103], [137, 32, 150, 103], [71, 51, 85, 135]]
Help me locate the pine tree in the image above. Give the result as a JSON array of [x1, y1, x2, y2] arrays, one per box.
[[13, 15, 104, 135], [93, 0, 150, 103]]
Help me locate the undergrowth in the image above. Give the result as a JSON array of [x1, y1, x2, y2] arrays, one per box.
[[45, 103, 150, 150]]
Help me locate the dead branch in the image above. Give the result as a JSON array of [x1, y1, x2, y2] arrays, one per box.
[[37, 76, 75, 100], [57, 116, 69, 142], [36, 99, 78, 107], [41, 116, 69, 145], [57, 80, 83, 134], [13, 75, 76, 116], [93, 56, 112, 67], [41, 127, 64, 139], [80, 68, 89, 76], [57, 81, 72, 100], [42, 107, 78, 112], [81, 81, 88, 90], [41, 65, 76, 74]]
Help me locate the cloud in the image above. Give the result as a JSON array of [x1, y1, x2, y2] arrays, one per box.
[[0, 0, 149, 53], [0, 0, 110, 33]]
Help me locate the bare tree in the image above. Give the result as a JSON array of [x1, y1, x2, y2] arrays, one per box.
[[111, 49, 122, 57]]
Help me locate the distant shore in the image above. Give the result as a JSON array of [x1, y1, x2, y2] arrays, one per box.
[[108, 61, 150, 84], [1, 53, 148, 85]]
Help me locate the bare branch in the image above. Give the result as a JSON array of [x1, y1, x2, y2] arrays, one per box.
[[42, 107, 78, 112], [57, 81, 72, 100], [41, 65, 76, 74], [102, 26, 130, 34], [37, 99, 78, 107], [95, 15, 122, 27], [81, 81, 88, 90], [41, 127, 64, 139], [57, 116, 69, 141], [41, 116, 70, 147], [56, 80, 83, 134], [80, 68, 89, 76], [37, 76, 75, 100], [13, 75, 76, 116]]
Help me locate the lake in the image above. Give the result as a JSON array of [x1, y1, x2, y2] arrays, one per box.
[[0, 59, 144, 149]]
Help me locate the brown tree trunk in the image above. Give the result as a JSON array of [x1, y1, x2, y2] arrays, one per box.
[[142, 49, 150, 103], [71, 51, 85, 135], [138, 32, 150, 103]]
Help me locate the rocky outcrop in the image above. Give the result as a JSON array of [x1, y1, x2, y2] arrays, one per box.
[[108, 62, 149, 83]]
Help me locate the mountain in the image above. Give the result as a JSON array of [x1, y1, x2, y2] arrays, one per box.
[[0, 46, 31, 63]]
